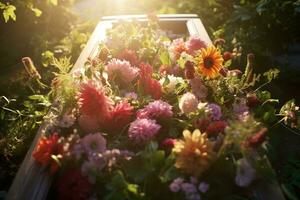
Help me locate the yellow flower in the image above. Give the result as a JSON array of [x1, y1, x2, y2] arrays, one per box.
[[173, 129, 216, 177], [196, 46, 223, 79]]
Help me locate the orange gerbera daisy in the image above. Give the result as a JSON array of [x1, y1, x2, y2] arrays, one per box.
[[197, 46, 223, 79]]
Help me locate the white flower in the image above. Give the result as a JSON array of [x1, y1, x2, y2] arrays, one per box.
[[235, 158, 256, 187], [179, 92, 198, 115], [159, 75, 184, 93]]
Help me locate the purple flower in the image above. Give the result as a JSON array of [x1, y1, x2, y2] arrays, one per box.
[[128, 118, 161, 143], [235, 158, 256, 187], [81, 155, 106, 183], [198, 182, 209, 193], [206, 103, 222, 121], [233, 98, 249, 115], [169, 178, 184, 192], [81, 133, 107, 156], [181, 183, 197, 194], [137, 100, 173, 120]]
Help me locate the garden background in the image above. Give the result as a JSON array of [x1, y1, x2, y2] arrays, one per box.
[[0, 0, 299, 199]]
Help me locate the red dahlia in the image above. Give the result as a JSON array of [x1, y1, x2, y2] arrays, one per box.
[[106, 101, 134, 132], [78, 81, 113, 122], [32, 133, 63, 174], [206, 121, 227, 136], [138, 63, 162, 99]]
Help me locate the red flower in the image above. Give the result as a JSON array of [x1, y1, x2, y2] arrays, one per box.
[[106, 101, 134, 132], [184, 61, 195, 79], [57, 169, 92, 200], [161, 138, 176, 148], [246, 128, 268, 148], [195, 118, 210, 132], [223, 51, 232, 61], [246, 93, 261, 108], [206, 121, 227, 136], [117, 49, 139, 66], [78, 81, 113, 123], [32, 133, 63, 174], [138, 63, 162, 99]]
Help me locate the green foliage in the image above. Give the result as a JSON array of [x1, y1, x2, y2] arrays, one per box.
[[105, 170, 144, 200], [0, 2, 16, 22], [280, 154, 300, 200]]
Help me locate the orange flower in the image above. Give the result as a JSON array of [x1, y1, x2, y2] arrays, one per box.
[[32, 133, 63, 173], [173, 129, 216, 177], [196, 46, 223, 79]]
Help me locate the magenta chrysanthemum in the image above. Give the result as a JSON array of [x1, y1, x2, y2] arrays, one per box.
[[128, 118, 161, 143], [137, 100, 173, 120], [105, 58, 139, 84]]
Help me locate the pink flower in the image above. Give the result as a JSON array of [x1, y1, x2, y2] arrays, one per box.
[[117, 49, 139, 67], [78, 81, 113, 123], [81, 133, 107, 156], [186, 36, 207, 55], [189, 77, 208, 100], [179, 92, 198, 114], [137, 100, 173, 120], [128, 118, 161, 143], [105, 58, 139, 84]]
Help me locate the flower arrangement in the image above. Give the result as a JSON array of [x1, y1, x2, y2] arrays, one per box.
[[32, 16, 300, 200]]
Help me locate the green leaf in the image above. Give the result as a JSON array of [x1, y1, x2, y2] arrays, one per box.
[[30, 7, 42, 17], [3, 4, 16, 23], [159, 50, 171, 66]]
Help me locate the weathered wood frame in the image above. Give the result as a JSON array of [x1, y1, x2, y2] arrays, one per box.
[[7, 14, 285, 200]]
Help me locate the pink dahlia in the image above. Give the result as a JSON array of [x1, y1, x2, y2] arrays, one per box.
[[81, 133, 107, 156], [186, 36, 207, 55], [179, 92, 198, 114], [117, 49, 139, 67], [137, 100, 173, 120], [189, 77, 208, 100], [128, 118, 161, 143], [78, 81, 113, 123], [106, 101, 134, 132], [105, 58, 139, 84]]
